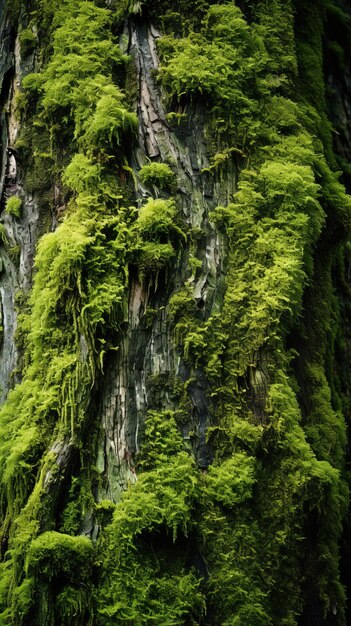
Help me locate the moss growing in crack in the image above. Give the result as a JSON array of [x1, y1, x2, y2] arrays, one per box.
[[134, 198, 186, 277], [137, 241, 176, 275], [136, 198, 184, 242], [59, 475, 95, 535]]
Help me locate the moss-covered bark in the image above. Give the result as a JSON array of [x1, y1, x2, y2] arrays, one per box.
[[0, 0, 351, 624]]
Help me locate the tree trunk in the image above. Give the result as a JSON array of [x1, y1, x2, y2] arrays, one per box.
[[0, 1, 351, 624]]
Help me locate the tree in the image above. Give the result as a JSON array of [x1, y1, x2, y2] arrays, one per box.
[[0, 0, 351, 624]]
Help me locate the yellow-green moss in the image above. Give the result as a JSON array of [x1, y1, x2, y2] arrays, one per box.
[[5, 196, 22, 219]]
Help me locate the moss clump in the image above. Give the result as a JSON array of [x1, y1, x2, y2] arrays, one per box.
[[157, 4, 271, 150], [137, 241, 175, 274], [201, 453, 256, 508], [134, 198, 186, 276], [62, 153, 102, 193], [5, 196, 22, 218], [139, 162, 175, 190], [8, 532, 95, 624], [25, 531, 94, 580], [19, 28, 37, 58], [136, 198, 183, 241]]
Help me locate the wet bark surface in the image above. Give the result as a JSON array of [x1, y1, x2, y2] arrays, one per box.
[[0, 8, 41, 401], [95, 18, 232, 498]]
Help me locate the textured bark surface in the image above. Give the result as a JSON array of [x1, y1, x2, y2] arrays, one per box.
[[1, 1, 351, 624], [96, 19, 232, 501], [0, 9, 42, 402]]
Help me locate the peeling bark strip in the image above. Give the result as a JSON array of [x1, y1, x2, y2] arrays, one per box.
[[0, 0, 351, 624]]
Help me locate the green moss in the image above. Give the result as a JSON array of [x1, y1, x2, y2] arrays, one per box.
[[139, 162, 175, 190], [55, 585, 94, 625], [26, 531, 94, 580], [0, 3, 139, 620], [19, 28, 37, 58], [11, 577, 34, 620], [79, 91, 137, 156], [62, 154, 102, 193], [153, 2, 351, 622], [6, 532, 96, 624], [201, 453, 256, 508], [133, 197, 186, 277], [0, 224, 8, 245], [8, 244, 21, 268], [136, 198, 184, 242], [59, 476, 95, 535], [303, 363, 347, 467], [137, 241, 175, 274], [5, 196, 22, 219], [1, 0, 350, 624], [96, 411, 204, 625]]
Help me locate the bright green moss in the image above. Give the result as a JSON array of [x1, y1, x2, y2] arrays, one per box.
[[5, 196, 22, 218], [137, 241, 175, 275], [79, 91, 138, 156], [96, 411, 204, 625], [62, 154, 102, 193], [0, 3, 139, 621], [139, 409, 184, 467], [25, 531, 94, 580], [139, 162, 175, 190], [201, 453, 256, 508], [155, 2, 350, 622], [133, 198, 186, 277], [136, 198, 184, 241], [159, 13, 255, 98]]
